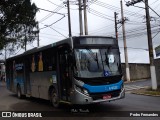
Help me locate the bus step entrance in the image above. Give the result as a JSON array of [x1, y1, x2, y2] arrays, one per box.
[[26, 94, 31, 97]]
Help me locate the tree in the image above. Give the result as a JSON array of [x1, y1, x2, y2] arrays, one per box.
[[0, 0, 38, 53]]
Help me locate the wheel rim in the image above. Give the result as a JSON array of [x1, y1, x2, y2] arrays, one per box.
[[51, 92, 59, 107], [17, 87, 21, 98]]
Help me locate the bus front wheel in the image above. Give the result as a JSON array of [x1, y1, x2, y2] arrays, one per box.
[[51, 89, 59, 108], [17, 85, 22, 99]]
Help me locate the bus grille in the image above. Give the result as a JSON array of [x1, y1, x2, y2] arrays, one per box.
[[90, 89, 121, 100]]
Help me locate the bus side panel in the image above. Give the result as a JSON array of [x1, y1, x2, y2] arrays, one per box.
[[12, 61, 25, 95], [15, 72, 25, 95], [30, 72, 40, 98], [30, 71, 56, 100], [6, 61, 17, 93]]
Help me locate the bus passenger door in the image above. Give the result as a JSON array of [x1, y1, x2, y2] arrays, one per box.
[[24, 57, 31, 95], [58, 46, 72, 101]]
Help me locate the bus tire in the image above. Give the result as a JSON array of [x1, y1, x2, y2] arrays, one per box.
[[17, 85, 22, 99], [51, 89, 59, 108]]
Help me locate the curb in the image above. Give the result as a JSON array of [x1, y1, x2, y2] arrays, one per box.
[[131, 92, 160, 97], [124, 79, 150, 84], [131, 87, 160, 97]]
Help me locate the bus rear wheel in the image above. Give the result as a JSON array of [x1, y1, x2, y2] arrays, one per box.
[[17, 85, 22, 99], [51, 89, 59, 108]]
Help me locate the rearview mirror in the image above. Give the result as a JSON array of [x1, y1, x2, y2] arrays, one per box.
[[108, 55, 115, 63]]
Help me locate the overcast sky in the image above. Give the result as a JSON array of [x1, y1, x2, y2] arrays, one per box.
[[2, 0, 160, 63]]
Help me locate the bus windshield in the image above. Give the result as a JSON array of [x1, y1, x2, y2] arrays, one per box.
[[74, 48, 121, 78]]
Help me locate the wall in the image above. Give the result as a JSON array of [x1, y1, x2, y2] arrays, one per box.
[[121, 63, 150, 81], [154, 58, 160, 86]]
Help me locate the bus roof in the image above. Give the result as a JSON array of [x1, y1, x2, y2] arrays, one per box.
[[7, 37, 71, 60], [6, 36, 116, 60]]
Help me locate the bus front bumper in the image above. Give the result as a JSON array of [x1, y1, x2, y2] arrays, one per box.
[[71, 88, 125, 104]]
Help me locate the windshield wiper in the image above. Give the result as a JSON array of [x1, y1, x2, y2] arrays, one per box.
[[105, 52, 109, 66], [86, 49, 99, 69], [95, 52, 99, 69]]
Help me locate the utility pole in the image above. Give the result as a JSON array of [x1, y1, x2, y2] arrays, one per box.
[[37, 33, 39, 47], [145, 0, 157, 90], [37, 24, 40, 47], [79, 0, 83, 35], [125, 0, 157, 90], [3, 39, 6, 62], [67, 0, 72, 37], [83, 0, 88, 35], [24, 25, 27, 51], [120, 0, 130, 82], [25, 35, 27, 51], [4, 44, 6, 82], [114, 12, 118, 41]]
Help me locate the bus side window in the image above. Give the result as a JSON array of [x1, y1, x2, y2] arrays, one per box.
[[52, 55, 56, 71], [43, 50, 56, 71], [31, 55, 35, 72]]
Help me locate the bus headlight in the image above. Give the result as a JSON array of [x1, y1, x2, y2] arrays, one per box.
[[75, 85, 81, 92], [121, 82, 124, 90], [75, 85, 89, 96], [83, 89, 89, 95]]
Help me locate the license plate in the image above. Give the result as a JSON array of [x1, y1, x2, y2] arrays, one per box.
[[103, 95, 111, 99]]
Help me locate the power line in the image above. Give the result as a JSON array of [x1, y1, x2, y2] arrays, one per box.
[[47, 0, 78, 10], [118, 24, 159, 35], [89, 23, 114, 33], [39, 3, 64, 23], [151, 3, 160, 11], [45, 25, 67, 38], [39, 16, 66, 30], [89, 7, 114, 18], [118, 28, 160, 40], [126, 21, 145, 25], [93, 0, 145, 18], [103, 23, 158, 37], [38, 7, 65, 16], [88, 0, 98, 6], [87, 7, 114, 21], [152, 31, 160, 40], [40, 22, 79, 34], [102, 24, 159, 39], [47, 0, 64, 8], [150, 0, 160, 5], [142, 0, 160, 18]]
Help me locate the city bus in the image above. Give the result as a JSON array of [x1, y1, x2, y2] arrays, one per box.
[[6, 36, 125, 107]]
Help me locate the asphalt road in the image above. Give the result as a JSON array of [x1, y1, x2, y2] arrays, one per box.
[[0, 80, 160, 120]]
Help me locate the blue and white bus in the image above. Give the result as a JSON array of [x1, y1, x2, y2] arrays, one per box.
[[6, 36, 125, 107]]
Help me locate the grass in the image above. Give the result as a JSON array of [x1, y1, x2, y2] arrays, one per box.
[[131, 87, 160, 96]]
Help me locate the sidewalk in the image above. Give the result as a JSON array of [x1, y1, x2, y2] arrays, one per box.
[[124, 79, 160, 96], [131, 87, 160, 96], [124, 78, 151, 84]]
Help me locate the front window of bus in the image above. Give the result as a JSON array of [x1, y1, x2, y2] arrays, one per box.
[[74, 48, 121, 78]]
